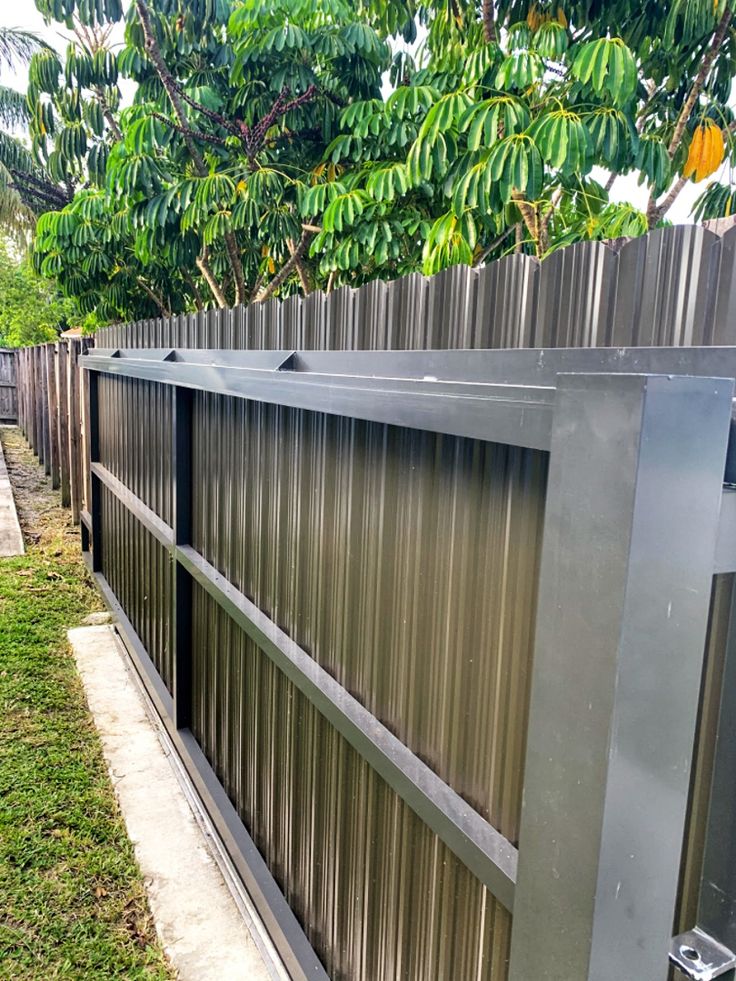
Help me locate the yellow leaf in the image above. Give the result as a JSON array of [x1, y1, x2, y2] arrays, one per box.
[[268, 256, 275, 274], [557, 7, 568, 27], [236, 179, 247, 193], [527, 3, 540, 30]]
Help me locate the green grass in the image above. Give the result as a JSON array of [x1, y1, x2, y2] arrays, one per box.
[[0, 428, 172, 980]]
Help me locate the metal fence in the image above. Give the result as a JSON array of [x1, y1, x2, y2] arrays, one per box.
[[97, 224, 736, 352], [14, 224, 736, 981], [0, 348, 17, 423]]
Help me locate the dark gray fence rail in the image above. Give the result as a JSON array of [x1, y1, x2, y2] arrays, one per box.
[[0, 348, 17, 422], [13, 224, 736, 981]]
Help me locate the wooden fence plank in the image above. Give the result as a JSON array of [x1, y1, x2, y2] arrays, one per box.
[[57, 341, 71, 507], [46, 344, 60, 489], [68, 338, 84, 524], [34, 347, 44, 464]]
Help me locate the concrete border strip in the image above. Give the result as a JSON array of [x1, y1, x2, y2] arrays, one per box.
[[69, 623, 284, 981], [0, 428, 24, 557]]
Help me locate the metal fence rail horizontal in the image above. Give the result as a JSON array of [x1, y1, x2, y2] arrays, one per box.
[[76, 344, 736, 981]]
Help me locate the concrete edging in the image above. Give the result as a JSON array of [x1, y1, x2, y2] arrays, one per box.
[[68, 623, 278, 981], [0, 429, 24, 557]]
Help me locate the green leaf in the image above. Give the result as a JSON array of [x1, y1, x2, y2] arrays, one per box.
[[571, 38, 637, 107], [495, 51, 543, 90]]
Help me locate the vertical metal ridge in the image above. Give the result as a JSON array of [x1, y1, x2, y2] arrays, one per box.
[[191, 396, 547, 835], [190, 581, 512, 980], [100, 225, 735, 355]]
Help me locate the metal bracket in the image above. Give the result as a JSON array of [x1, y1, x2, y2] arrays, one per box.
[[670, 928, 736, 980]]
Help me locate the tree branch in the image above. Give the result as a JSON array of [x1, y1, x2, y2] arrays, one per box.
[[667, 7, 732, 161], [137, 276, 171, 317], [287, 236, 314, 295], [183, 270, 204, 311], [648, 5, 733, 227], [653, 175, 689, 223], [150, 111, 230, 148], [482, 0, 497, 43], [473, 227, 514, 266], [196, 249, 227, 308], [9, 168, 70, 208], [172, 84, 241, 137], [513, 192, 545, 256], [255, 230, 313, 302], [135, 0, 246, 305]]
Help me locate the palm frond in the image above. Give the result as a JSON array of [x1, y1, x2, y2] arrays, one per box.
[[0, 130, 36, 177], [0, 174, 36, 248], [0, 27, 52, 70], [0, 132, 69, 219], [0, 86, 30, 130]]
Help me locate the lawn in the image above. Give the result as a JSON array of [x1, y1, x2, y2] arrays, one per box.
[[0, 427, 172, 980]]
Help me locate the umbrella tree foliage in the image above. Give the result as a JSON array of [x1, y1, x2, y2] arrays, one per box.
[[8, 0, 736, 323]]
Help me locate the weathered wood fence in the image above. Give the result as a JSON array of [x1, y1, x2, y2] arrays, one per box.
[[0, 348, 17, 423], [14, 337, 91, 523]]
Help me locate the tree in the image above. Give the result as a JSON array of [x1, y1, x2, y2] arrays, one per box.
[[0, 239, 77, 346], [0, 27, 56, 242], [33, 0, 392, 319], [21, 0, 736, 321], [313, 0, 736, 275]]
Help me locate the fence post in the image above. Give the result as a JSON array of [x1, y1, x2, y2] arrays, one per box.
[[56, 341, 71, 507], [41, 345, 50, 475], [83, 368, 102, 572], [508, 373, 734, 981], [68, 339, 83, 524], [17, 350, 24, 433], [34, 347, 43, 462], [46, 344, 60, 489], [172, 386, 193, 730]]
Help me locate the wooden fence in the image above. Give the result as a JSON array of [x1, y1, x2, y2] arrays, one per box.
[[14, 337, 91, 523], [0, 348, 17, 423]]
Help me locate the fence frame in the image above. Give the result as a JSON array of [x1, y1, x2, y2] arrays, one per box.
[[78, 345, 736, 981]]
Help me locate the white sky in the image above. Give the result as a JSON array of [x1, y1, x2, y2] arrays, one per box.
[[0, 0, 732, 223]]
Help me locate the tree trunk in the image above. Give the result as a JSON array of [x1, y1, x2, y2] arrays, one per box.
[[482, 0, 497, 43], [196, 253, 228, 308], [256, 231, 314, 303]]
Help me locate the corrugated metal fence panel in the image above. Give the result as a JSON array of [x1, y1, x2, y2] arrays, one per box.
[[191, 396, 548, 831], [100, 484, 174, 692], [185, 392, 549, 979], [97, 375, 173, 525], [81, 224, 736, 979], [96, 226, 736, 352], [191, 580, 512, 980]]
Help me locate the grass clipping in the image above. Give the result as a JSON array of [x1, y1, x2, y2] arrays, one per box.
[[0, 428, 172, 980]]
